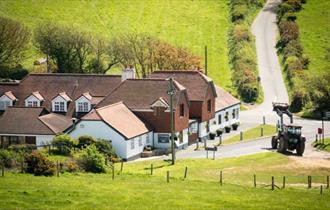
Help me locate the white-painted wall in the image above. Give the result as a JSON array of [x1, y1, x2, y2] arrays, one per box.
[[52, 95, 68, 112], [154, 128, 188, 149], [75, 96, 91, 112], [0, 95, 13, 110], [199, 121, 208, 138], [210, 104, 240, 133], [0, 133, 54, 146], [25, 95, 41, 107], [69, 120, 153, 160]]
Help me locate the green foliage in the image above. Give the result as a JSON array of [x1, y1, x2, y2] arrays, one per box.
[[25, 151, 56, 176], [0, 149, 12, 161], [65, 160, 79, 173], [95, 139, 116, 158], [52, 135, 76, 155], [79, 145, 106, 173], [308, 71, 330, 111], [77, 135, 96, 148], [278, 21, 299, 44], [231, 4, 248, 22], [0, 65, 29, 80]]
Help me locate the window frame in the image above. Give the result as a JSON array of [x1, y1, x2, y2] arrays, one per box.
[[179, 103, 184, 117], [207, 100, 211, 112], [130, 139, 135, 150]]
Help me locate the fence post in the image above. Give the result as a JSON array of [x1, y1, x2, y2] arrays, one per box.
[[282, 176, 286, 189], [327, 176, 329, 189], [315, 134, 318, 142], [220, 171, 223, 186], [112, 165, 115, 180], [320, 185, 323, 195], [120, 161, 124, 174], [240, 132, 243, 141], [1, 160, 4, 177], [184, 166, 188, 179], [219, 135, 222, 146], [263, 116, 266, 125], [151, 164, 153, 175], [261, 127, 264, 137], [56, 161, 59, 177], [254, 174, 256, 188], [167, 171, 170, 183], [271, 176, 274, 190], [308, 176, 312, 189]]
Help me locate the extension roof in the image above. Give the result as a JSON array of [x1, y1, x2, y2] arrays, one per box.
[[82, 102, 150, 139], [96, 78, 189, 111], [149, 70, 217, 101], [215, 85, 240, 111], [0, 107, 72, 135]]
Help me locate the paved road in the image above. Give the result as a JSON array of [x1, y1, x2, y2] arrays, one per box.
[[175, 0, 330, 160]]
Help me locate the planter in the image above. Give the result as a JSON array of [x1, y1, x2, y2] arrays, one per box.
[[209, 132, 216, 140], [232, 123, 239, 131], [225, 126, 231, 133], [216, 129, 223, 137], [141, 150, 153, 158]]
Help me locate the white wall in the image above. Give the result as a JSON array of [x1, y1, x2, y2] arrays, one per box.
[[210, 104, 240, 132], [0, 133, 54, 146], [25, 95, 41, 107], [154, 128, 188, 149], [52, 95, 68, 112], [199, 121, 208, 138], [75, 96, 91, 112], [0, 95, 13, 110], [125, 132, 153, 159]]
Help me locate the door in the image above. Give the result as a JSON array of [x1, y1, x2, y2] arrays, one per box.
[[25, 136, 36, 145]]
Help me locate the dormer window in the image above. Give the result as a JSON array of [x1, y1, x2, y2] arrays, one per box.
[[25, 92, 44, 107], [52, 92, 71, 113], [150, 97, 169, 116], [75, 92, 92, 113], [0, 91, 17, 110]]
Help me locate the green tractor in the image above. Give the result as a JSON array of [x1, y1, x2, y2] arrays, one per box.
[[271, 103, 306, 156]]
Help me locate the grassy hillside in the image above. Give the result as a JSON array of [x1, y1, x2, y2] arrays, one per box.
[[1, 153, 329, 209], [0, 0, 231, 89], [296, 0, 330, 75]]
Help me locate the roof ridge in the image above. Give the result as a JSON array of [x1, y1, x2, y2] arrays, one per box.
[[29, 73, 121, 77], [126, 78, 168, 81], [96, 101, 124, 111], [153, 70, 199, 73]]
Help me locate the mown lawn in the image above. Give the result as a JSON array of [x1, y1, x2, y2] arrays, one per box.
[[1, 153, 329, 209], [0, 0, 231, 89], [296, 0, 330, 75], [220, 124, 277, 145]]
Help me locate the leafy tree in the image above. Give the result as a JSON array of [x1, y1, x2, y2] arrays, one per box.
[[79, 144, 106, 173], [0, 16, 30, 67], [52, 134, 77, 155]]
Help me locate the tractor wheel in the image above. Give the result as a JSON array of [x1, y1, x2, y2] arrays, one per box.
[[277, 137, 288, 153], [271, 136, 278, 149], [296, 138, 306, 156]]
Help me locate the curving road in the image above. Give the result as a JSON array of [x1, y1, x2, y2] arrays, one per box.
[[174, 0, 330, 160]]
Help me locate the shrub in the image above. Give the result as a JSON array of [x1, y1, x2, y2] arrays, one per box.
[[283, 40, 303, 58], [78, 135, 96, 148], [0, 149, 13, 168], [25, 151, 56, 176], [278, 21, 299, 44], [285, 0, 303, 11], [232, 4, 248, 22], [79, 145, 106, 173], [52, 134, 76, 155], [95, 139, 116, 157], [65, 160, 79, 173], [8, 144, 36, 154], [232, 24, 250, 42], [0, 65, 29, 80]]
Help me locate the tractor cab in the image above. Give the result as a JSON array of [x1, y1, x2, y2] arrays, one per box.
[[284, 124, 302, 138]]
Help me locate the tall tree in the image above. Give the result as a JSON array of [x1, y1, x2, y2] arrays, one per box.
[[0, 16, 30, 67]]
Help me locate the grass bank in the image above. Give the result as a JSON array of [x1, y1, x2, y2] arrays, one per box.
[[313, 138, 330, 153]]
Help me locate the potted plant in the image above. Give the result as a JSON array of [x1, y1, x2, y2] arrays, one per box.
[[216, 129, 223, 137], [232, 123, 239, 131], [225, 126, 231, 133], [209, 132, 216, 140]]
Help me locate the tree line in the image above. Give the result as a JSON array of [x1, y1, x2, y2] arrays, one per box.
[[277, 0, 330, 116], [0, 16, 201, 79]]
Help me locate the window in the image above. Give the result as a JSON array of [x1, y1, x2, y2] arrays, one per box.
[[218, 114, 222, 125], [131, 139, 135, 150], [179, 131, 183, 143], [27, 101, 38, 107], [78, 102, 89, 112], [54, 101, 65, 112], [236, 108, 239, 119], [207, 100, 211, 112], [206, 121, 210, 132], [232, 109, 236, 119], [158, 134, 170, 143], [225, 112, 229, 122], [0, 101, 11, 110], [179, 103, 184, 117], [138, 136, 143, 147], [146, 134, 150, 144], [189, 122, 198, 133]]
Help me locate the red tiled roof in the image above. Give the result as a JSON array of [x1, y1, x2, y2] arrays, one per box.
[[3, 91, 17, 101], [215, 86, 240, 111], [149, 70, 217, 101], [39, 113, 73, 133], [96, 78, 188, 110], [0, 73, 122, 117], [84, 102, 150, 139]]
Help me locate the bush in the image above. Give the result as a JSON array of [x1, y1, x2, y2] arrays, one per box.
[[52, 135, 76, 155], [8, 144, 36, 154], [285, 0, 303, 11], [78, 135, 96, 148], [95, 139, 116, 157], [0, 65, 29, 80], [232, 4, 248, 22], [283, 40, 303, 58], [278, 21, 299, 44], [65, 160, 79, 173], [232, 24, 250, 42], [79, 145, 106, 173], [25, 151, 56, 176], [0, 149, 14, 168]]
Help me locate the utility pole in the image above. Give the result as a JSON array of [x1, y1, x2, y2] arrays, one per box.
[[322, 111, 325, 143], [167, 77, 176, 165], [204, 46, 208, 76]]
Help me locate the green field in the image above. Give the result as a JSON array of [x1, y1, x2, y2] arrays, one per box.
[[0, 0, 231, 89], [313, 138, 330, 152], [1, 153, 330, 209], [219, 124, 276, 145], [296, 0, 330, 75]]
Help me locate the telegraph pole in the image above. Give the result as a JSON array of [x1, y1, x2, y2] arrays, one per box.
[[167, 77, 176, 165]]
